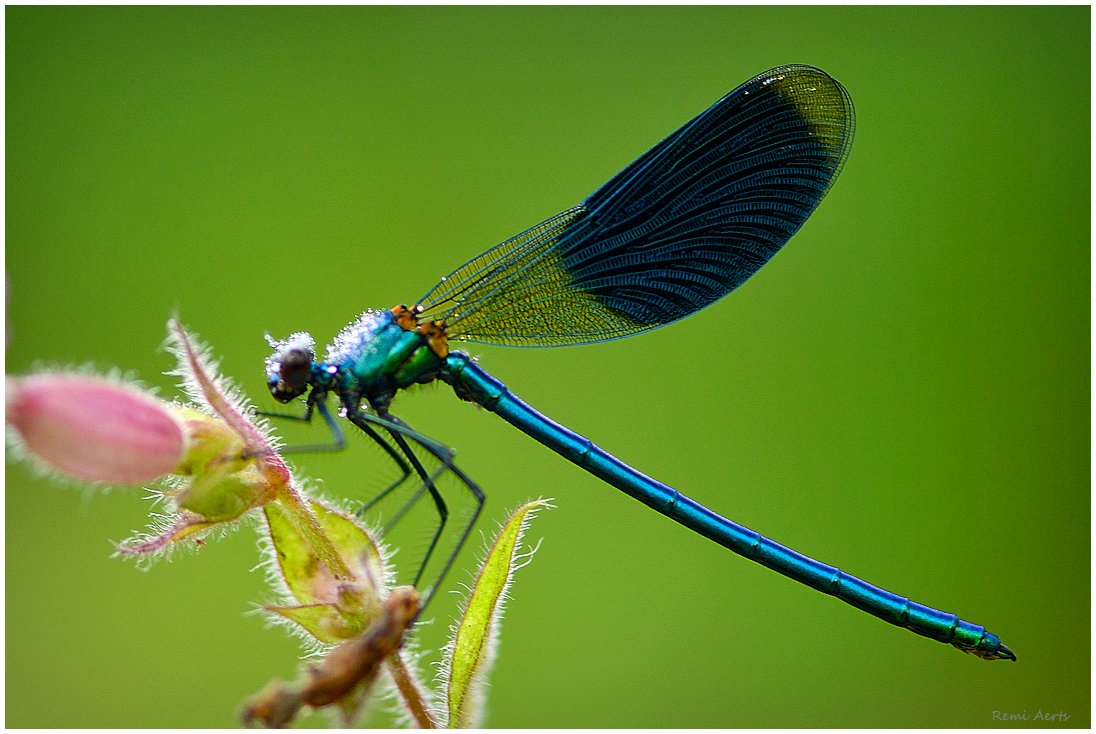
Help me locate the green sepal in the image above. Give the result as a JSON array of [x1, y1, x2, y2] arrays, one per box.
[[264, 499, 387, 642], [172, 407, 247, 476], [266, 603, 358, 645], [178, 468, 259, 522]]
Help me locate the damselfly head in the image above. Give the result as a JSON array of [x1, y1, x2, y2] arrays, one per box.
[[264, 332, 316, 403]]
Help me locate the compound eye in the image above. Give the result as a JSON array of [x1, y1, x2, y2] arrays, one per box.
[[265, 332, 316, 403], [280, 348, 311, 388]]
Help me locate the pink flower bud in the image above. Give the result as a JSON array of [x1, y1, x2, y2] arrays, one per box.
[[7, 374, 186, 484]]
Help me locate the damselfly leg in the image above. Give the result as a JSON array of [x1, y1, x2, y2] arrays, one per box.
[[259, 399, 485, 609], [256, 402, 414, 514]]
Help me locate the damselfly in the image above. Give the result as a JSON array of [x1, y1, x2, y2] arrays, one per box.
[[264, 65, 1014, 661]]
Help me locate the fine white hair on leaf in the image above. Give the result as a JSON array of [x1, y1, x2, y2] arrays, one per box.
[[434, 498, 552, 728], [252, 488, 400, 654], [163, 318, 284, 453]]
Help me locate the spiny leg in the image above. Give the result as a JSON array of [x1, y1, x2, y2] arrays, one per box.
[[264, 398, 486, 609], [378, 420, 457, 532], [348, 408, 448, 589], [345, 409, 486, 610], [258, 399, 415, 511], [385, 481, 431, 532], [417, 456, 485, 610]]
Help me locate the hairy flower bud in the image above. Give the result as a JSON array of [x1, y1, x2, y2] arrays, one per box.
[[7, 374, 186, 484]]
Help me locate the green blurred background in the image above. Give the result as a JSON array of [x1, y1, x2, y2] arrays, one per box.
[[6, 6, 1089, 728]]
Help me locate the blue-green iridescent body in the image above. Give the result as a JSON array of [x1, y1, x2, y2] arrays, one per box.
[[305, 306, 1013, 661], [269, 66, 1014, 661], [322, 309, 445, 410]]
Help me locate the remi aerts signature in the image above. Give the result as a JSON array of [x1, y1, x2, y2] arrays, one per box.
[[992, 710, 1071, 723]]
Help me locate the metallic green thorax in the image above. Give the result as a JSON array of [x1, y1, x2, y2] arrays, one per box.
[[325, 310, 445, 412]]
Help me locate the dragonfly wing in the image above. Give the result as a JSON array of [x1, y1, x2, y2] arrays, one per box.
[[418, 65, 854, 347]]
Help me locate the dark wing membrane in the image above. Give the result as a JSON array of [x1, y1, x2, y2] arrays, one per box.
[[418, 65, 854, 347]]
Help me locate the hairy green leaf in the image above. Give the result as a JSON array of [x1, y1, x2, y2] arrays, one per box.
[[443, 498, 550, 728]]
